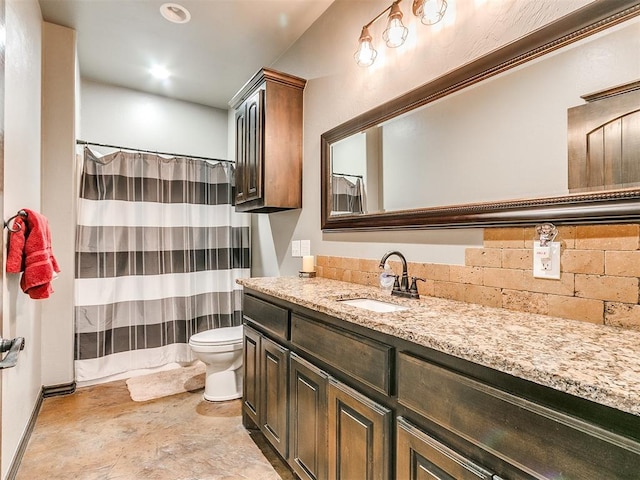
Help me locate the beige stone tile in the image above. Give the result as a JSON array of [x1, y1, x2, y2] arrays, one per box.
[[521, 272, 574, 296], [502, 289, 548, 315], [575, 224, 640, 250], [427, 263, 450, 281], [339, 256, 361, 271], [483, 267, 526, 290], [316, 255, 329, 267], [449, 265, 483, 285], [358, 258, 379, 273], [434, 281, 466, 302], [575, 274, 639, 303], [465, 248, 501, 268], [464, 284, 501, 308], [547, 295, 604, 324], [605, 302, 640, 331], [605, 250, 640, 277], [325, 256, 342, 268], [561, 249, 605, 275], [417, 279, 435, 297], [483, 227, 525, 248], [501, 248, 532, 270]]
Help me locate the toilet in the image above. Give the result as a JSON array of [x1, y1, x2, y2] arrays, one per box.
[[188, 325, 244, 402]]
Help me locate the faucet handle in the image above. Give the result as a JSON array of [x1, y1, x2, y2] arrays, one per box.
[[392, 275, 401, 292], [409, 277, 426, 297]]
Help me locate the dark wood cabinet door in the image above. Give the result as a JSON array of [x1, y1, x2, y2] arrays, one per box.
[[260, 334, 289, 458], [327, 378, 391, 480], [290, 354, 328, 480], [396, 417, 494, 480], [234, 105, 246, 203], [242, 325, 261, 425], [244, 89, 264, 203]]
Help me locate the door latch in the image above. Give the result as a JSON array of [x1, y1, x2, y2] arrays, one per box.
[[0, 337, 25, 369]]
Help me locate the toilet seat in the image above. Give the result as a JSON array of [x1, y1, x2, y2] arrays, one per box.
[[189, 325, 243, 346]]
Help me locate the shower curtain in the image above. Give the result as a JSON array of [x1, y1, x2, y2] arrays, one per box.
[[331, 174, 365, 215], [74, 147, 250, 382]]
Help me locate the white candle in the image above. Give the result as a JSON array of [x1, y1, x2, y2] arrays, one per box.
[[302, 255, 315, 272]]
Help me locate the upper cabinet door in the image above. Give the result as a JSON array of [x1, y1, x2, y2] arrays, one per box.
[[229, 68, 306, 213]]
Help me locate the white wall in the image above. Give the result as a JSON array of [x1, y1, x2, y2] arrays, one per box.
[[81, 80, 229, 159], [2, 0, 43, 476], [41, 22, 77, 388], [251, 0, 594, 276]]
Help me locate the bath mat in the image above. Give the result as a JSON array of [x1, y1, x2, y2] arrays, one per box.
[[126, 362, 206, 402]]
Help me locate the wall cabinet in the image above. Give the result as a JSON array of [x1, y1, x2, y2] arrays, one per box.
[[230, 68, 306, 213], [242, 289, 640, 480]]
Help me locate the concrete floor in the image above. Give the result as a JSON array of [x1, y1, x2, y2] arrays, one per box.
[[17, 379, 295, 480]]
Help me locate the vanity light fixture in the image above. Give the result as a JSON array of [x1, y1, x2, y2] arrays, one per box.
[[354, 0, 447, 67], [413, 0, 448, 25]]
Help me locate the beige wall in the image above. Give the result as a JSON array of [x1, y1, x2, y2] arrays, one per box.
[[2, 0, 43, 476], [41, 22, 77, 388], [256, 0, 593, 276]]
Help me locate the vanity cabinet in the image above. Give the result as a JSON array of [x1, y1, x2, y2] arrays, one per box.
[[241, 288, 640, 480], [230, 67, 306, 213]]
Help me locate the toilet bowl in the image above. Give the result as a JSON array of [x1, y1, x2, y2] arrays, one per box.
[[188, 325, 243, 402]]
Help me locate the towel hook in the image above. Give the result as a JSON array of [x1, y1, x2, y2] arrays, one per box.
[[4, 210, 28, 232]]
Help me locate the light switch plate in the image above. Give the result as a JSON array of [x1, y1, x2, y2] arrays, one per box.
[[291, 240, 301, 257], [533, 241, 561, 279], [300, 240, 311, 256]]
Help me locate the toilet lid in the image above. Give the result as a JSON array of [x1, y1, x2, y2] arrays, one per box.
[[189, 325, 243, 346]]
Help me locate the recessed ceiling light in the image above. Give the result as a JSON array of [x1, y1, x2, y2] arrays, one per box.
[[160, 3, 191, 24], [150, 65, 171, 80]]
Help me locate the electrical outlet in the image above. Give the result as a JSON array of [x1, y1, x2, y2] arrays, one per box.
[[291, 240, 301, 257], [533, 241, 560, 279]]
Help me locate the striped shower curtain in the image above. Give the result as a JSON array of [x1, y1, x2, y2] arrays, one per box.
[[74, 147, 250, 382]]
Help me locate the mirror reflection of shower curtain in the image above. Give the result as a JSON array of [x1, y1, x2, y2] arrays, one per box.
[[74, 147, 250, 382], [331, 175, 365, 214]]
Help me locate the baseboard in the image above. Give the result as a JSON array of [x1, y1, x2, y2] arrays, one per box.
[[5, 387, 44, 480], [43, 381, 76, 398]]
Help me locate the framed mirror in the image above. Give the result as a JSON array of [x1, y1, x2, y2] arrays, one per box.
[[321, 1, 640, 231]]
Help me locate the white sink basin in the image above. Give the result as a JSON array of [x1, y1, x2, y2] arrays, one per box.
[[338, 298, 409, 313]]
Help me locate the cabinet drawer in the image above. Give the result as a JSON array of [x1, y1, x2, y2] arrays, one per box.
[[397, 352, 640, 479], [243, 294, 290, 341], [291, 314, 393, 395]]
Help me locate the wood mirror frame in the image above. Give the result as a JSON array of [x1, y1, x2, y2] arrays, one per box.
[[321, 0, 640, 231]]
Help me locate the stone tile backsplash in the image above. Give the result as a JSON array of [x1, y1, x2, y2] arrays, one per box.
[[316, 224, 640, 330]]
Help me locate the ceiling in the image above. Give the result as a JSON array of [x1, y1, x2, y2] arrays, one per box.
[[38, 0, 335, 110]]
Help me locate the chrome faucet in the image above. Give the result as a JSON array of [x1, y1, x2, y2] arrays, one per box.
[[379, 250, 424, 299]]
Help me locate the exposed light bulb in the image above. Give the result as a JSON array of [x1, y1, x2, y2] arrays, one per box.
[[416, 0, 448, 25], [383, 1, 408, 48], [354, 27, 378, 67], [383, 17, 408, 48]]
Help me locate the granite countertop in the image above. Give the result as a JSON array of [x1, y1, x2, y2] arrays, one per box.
[[238, 276, 640, 416]]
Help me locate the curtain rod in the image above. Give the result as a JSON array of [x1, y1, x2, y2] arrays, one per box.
[[77, 140, 234, 164], [333, 172, 363, 178]]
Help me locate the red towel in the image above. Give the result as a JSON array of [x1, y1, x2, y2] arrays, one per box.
[[6, 209, 60, 299]]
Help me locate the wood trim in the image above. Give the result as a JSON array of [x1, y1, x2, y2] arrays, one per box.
[[321, 0, 640, 231], [5, 387, 44, 480], [582, 80, 640, 102], [229, 67, 306, 109]]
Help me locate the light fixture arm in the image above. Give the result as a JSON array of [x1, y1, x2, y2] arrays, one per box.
[[362, 0, 402, 29]]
